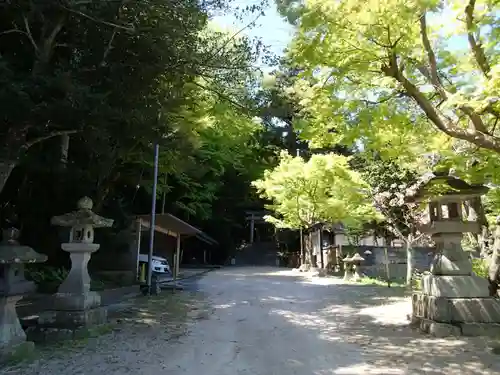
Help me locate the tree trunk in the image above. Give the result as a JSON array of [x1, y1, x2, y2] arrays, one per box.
[[488, 220, 500, 296], [0, 161, 17, 195], [60, 134, 70, 168], [319, 229, 325, 268], [406, 237, 414, 285], [300, 228, 306, 266]]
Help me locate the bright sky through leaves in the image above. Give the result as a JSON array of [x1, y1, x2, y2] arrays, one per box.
[[212, 0, 293, 71]]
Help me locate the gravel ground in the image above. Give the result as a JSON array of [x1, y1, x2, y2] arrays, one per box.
[[4, 267, 500, 375]]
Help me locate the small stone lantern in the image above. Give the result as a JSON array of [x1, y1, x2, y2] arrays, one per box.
[[342, 255, 353, 281], [50, 197, 113, 326], [408, 172, 500, 336], [350, 253, 365, 281], [0, 228, 46, 358]]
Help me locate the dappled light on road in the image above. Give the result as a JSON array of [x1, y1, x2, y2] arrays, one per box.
[[10, 267, 500, 375]]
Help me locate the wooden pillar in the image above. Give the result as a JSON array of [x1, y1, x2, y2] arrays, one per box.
[[135, 219, 142, 281], [250, 213, 255, 243], [175, 233, 181, 280]]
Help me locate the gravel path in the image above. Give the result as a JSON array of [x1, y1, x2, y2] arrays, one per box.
[[5, 267, 500, 374]]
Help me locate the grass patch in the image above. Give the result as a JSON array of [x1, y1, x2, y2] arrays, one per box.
[[1, 342, 37, 367], [355, 276, 406, 288]]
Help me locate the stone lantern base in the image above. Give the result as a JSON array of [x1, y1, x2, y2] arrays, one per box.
[[26, 303, 108, 343], [26, 289, 108, 343], [411, 274, 500, 337], [0, 296, 35, 361], [50, 291, 107, 326]]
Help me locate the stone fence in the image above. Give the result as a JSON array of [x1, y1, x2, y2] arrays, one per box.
[[350, 245, 435, 281]]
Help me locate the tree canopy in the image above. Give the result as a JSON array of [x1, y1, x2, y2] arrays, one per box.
[[0, 0, 277, 262], [279, 0, 499, 172], [252, 151, 380, 229]]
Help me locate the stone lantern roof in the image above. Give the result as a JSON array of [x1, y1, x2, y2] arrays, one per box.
[[51, 197, 114, 228], [405, 170, 488, 203], [342, 255, 352, 262], [0, 228, 47, 264], [350, 253, 365, 263]]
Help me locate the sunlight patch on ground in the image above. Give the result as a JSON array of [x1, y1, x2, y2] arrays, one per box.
[[264, 296, 296, 302], [217, 269, 297, 277], [356, 300, 411, 325], [271, 309, 331, 329], [213, 302, 238, 309], [251, 270, 300, 277], [333, 363, 405, 375], [300, 276, 345, 286]]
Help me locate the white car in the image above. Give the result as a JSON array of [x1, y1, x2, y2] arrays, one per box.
[[138, 254, 171, 274]]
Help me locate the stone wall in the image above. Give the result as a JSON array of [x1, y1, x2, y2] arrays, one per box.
[[344, 245, 435, 281]]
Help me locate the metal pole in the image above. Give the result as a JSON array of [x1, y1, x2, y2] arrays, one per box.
[[147, 144, 159, 294], [161, 174, 167, 214], [175, 233, 181, 280], [297, 149, 305, 265], [250, 213, 255, 243], [135, 218, 142, 281]]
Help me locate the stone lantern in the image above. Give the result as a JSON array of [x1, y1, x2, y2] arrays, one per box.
[[49, 197, 113, 327], [0, 228, 46, 358], [342, 255, 353, 281], [350, 253, 365, 281], [408, 172, 500, 336]]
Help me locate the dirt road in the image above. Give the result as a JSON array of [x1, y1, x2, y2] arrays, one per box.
[[7, 267, 500, 374]]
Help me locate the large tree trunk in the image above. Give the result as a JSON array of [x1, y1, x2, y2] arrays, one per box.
[[0, 161, 17, 195], [406, 237, 414, 285]]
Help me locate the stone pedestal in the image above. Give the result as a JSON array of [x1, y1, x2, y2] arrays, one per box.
[[411, 266, 500, 336], [412, 293, 500, 337], [46, 241, 107, 328], [422, 274, 490, 298], [353, 265, 363, 281], [343, 269, 351, 281], [59, 243, 98, 294]]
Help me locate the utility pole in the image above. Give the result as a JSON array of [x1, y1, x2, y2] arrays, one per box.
[[297, 149, 305, 266]]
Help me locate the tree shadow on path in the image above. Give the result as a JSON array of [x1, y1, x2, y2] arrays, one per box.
[[211, 268, 500, 375]]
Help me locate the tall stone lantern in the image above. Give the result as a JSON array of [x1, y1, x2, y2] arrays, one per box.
[[409, 172, 500, 337], [0, 228, 46, 358], [50, 197, 113, 327]]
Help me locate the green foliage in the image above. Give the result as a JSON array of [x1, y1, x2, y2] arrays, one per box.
[[472, 258, 489, 279], [0, 0, 275, 261], [361, 158, 425, 242], [284, 0, 500, 171], [252, 151, 381, 229], [25, 266, 69, 292]]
